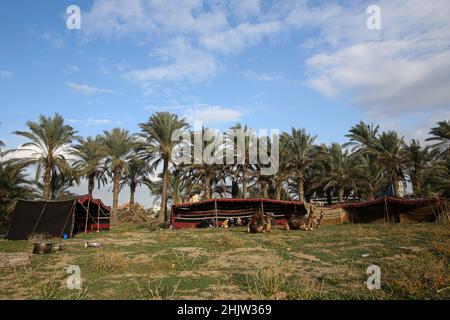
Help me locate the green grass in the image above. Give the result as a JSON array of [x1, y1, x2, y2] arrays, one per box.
[[0, 223, 449, 300]]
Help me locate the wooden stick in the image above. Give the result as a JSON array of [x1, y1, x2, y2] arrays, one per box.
[[84, 198, 91, 234], [215, 199, 218, 228]]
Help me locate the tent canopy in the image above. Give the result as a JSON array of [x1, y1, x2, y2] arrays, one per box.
[[7, 195, 111, 240], [331, 196, 440, 223], [172, 198, 307, 228]]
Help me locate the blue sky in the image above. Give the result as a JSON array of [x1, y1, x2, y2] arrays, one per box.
[[1, 0, 449, 206]]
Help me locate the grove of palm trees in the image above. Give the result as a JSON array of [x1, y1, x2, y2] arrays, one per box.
[[1, 113, 449, 227]]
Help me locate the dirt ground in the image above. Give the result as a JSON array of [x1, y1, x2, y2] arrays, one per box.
[[0, 222, 449, 300]]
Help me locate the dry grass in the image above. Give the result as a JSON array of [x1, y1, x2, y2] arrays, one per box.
[[93, 250, 128, 274]]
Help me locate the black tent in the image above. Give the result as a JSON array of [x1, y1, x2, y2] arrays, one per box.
[[7, 196, 111, 240]]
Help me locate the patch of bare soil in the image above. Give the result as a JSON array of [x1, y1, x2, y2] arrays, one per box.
[[173, 247, 207, 258], [0, 252, 30, 268], [289, 251, 321, 262], [207, 248, 278, 270]]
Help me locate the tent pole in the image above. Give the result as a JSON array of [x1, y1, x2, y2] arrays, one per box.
[[84, 198, 91, 234], [97, 203, 100, 232], [31, 201, 48, 237], [215, 199, 218, 228], [384, 196, 390, 223]]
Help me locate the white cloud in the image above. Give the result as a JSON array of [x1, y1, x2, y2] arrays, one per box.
[[302, 0, 450, 120], [66, 82, 116, 95], [229, 0, 261, 20], [199, 21, 283, 54], [244, 70, 281, 82], [83, 0, 228, 39], [64, 64, 80, 74], [41, 32, 65, 49], [183, 105, 243, 125], [0, 70, 13, 79], [124, 38, 218, 85], [67, 117, 112, 127]]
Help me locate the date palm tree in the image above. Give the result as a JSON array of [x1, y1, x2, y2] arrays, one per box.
[[227, 123, 257, 198], [283, 128, 317, 202], [71, 136, 107, 197], [6, 114, 77, 200], [345, 121, 379, 153], [403, 139, 430, 196], [139, 112, 188, 223], [0, 163, 36, 221], [367, 131, 406, 197], [100, 128, 137, 225], [321, 143, 359, 203], [119, 156, 152, 212], [427, 120, 450, 160], [354, 154, 387, 200]]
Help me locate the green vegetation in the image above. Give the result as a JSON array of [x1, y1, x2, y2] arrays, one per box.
[[0, 223, 448, 300]]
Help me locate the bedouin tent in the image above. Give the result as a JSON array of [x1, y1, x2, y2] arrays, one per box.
[[330, 196, 441, 223], [171, 198, 307, 229], [7, 195, 110, 240]]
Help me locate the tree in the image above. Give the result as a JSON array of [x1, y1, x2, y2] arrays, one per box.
[[227, 123, 257, 198], [139, 112, 188, 223], [100, 128, 137, 225], [283, 128, 317, 202], [427, 120, 450, 160], [345, 121, 379, 153], [119, 157, 152, 212], [403, 139, 430, 196], [367, 131, 406, 197], [320, 143, 359, 203], [6, 114, 77, 200], [71, 136, 107, 196], [354, 154, 388, 200], [0, 163, 36, 222]]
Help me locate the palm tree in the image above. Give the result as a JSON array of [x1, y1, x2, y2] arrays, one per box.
[[403, 139, 430, 196], [6, 114, 77, 200], [345, 121, 379, 153], [227, 123, 257, 198], [100, 128, 137, 225], [34, 170, 76, 200], [354, 154, 388, 200], [119, 157, 152, 212], [427, 120, 450, 160], [283, 128, 317, 202], [71, 137, 107, 197], [139, 112, 188, 223], [321, 143, 359, 203], [367, 131, 406, 197], [0, 163, 36, 221]]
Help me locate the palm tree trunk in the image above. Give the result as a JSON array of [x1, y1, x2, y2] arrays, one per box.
[[338, 187, 344, 203], [43, 165, 52, 200], [275, 180, 282, 200], [88, 173, 95, 197], [392, 173, 399, 197], [130, 183, 136, 213], [261, 182, 269, 198], [298, 171, 305, 202], [326, 190, 332, 205], [111, 166, 121, 225], [160, 158, 169, 224], [205, 174, 211, 200], [242, 164, 248, 198]]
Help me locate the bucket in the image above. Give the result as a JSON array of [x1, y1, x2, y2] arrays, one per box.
[[32, 242, 47, 254]]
